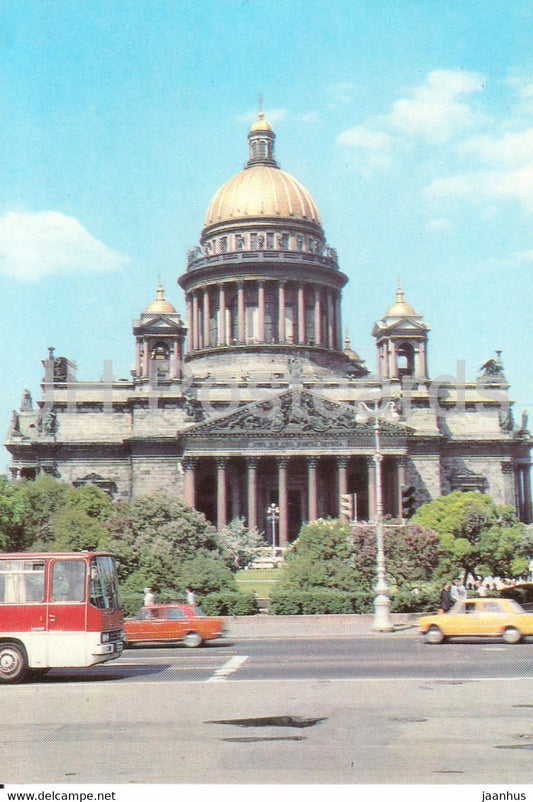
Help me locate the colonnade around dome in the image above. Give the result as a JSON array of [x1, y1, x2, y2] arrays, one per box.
[[185, 278, 343, 353]]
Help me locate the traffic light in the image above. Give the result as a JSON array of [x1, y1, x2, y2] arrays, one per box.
[[401, 485, 416, 519]]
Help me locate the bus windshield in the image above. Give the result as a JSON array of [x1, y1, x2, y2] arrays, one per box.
[[89, 555, 120, 610]]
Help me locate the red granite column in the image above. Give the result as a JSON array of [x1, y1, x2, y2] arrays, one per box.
[[278, 457, 289, 546], [258, 281, 265, 342], [327, 292, 334, 348], [192, 291, 199, 351], [218, 285, 226, 346], [203, 288, 210, 348], [297, 284, 305, 344], [314, 287, 322, 345], [216, 457, 228, 531], [185, 293, 193, 354], [307, 457, 318, 521], [397, 457, 407, 519], [337, 457, 349, 519], [278, 281, 286, 343], [238, 281, 245, 343], [247, 457, 258, 531], [183, 457, 197, 508]]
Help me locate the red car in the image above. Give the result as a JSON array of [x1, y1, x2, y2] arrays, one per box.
[[123, 603, 225, 648]]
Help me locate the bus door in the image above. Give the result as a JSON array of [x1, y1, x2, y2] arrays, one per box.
[[47, 558, 87, 665], [0, 558, 48, 665]]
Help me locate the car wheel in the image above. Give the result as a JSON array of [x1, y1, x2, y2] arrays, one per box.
[[183, 631, 203, 648], [0, 642, 29, 683], [424, 625, 445, 644], [502, 626, 522, 644]]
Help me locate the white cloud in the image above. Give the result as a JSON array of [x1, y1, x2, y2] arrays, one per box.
[[336, 125, 392, 150], [0, 211, 130, 281], [335, 125, 394, 173], [387, 69, 486, 144], [425, 125, 533, 213], [460, 128, 533, 168]]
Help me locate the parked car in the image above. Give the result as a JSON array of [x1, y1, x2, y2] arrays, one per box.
[[419, 597, 533, 644], [123, 603, 225, 648]]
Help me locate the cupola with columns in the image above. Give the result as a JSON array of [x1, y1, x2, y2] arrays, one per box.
[[132, 281, 187, 382], [178, 110, 366, 377], [372, 284, 430, 381]]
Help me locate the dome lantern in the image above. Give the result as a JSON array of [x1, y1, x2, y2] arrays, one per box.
[[246, 111, 277, 168]]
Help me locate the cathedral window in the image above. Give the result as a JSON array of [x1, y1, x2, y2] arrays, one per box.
[[277, 233, 288, 250], [267, 232, 274, 249], [220, 237, 228, 253], [251, 233, 259, 250]]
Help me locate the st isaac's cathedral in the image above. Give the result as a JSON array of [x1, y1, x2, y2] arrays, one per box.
[[5, 113, 533, 543]]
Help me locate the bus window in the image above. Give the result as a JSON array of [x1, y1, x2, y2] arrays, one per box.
[[51, 560, 86, 602], [0, 559, 45, 603], [89, 555, 120, 610]]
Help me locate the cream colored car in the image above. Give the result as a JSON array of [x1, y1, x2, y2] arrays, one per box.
[[419, 598, 533, 644]]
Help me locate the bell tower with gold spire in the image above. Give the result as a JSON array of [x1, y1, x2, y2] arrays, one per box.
[[372, 283, 430, 381]]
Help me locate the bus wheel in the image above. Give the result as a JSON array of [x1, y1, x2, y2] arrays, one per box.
[[0, 642, 29, 683]]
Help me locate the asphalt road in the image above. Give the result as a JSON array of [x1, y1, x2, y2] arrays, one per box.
[[37, 633, 533, 684], [3, 634, 533, 785]]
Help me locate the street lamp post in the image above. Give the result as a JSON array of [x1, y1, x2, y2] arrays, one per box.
[[267, 503, 280, 558], [356, 400, 398, 632]]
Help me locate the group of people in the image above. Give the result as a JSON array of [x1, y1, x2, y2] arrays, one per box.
[[143, 586, 195, 606], [439, 579, 467, 613]]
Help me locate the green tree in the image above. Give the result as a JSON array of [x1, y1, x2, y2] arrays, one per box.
[[11, 474, 68, 549], [279, 518, 360, 593], [216, 517, 264, 569], [0, 479, 19, 551], [105, 494, 219, 586], [413, 491, 527, 580], [351, 521, 441, 590]]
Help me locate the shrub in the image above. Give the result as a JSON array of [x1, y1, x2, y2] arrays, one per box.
[[269, 587, 373, 615], [390, 582, 440, 613], [201, 590, 257, 616]]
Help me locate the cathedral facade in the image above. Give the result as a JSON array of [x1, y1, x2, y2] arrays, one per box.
[[5, 113, 532, 542]]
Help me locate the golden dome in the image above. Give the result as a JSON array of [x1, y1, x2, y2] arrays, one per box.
[[204, 164, 321, 227], [385, 285, 416, 317], [249, 111, 273, 133], [145, 281, 176, 314], [203, 113, 321, 229]]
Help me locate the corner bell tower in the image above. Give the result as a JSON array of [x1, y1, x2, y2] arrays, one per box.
[[132, 281, 187, 382], [372, 284, 430, 381]]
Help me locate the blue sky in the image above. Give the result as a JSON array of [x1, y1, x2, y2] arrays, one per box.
[[1, 0, 533, 469]]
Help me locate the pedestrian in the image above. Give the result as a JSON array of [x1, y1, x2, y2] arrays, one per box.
[[143, 586, 155, 606], [185, 586, 195, 605], [439, 583, 452, 613], [450, 578, 467, 602]]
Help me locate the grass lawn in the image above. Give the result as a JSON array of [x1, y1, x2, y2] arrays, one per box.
[[235, 567, 284, 598]]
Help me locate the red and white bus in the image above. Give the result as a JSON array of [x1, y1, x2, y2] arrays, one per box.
[[0, 551, 124, 682]]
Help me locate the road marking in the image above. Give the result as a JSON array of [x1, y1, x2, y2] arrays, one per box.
[[206, 655, 248, 682]]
